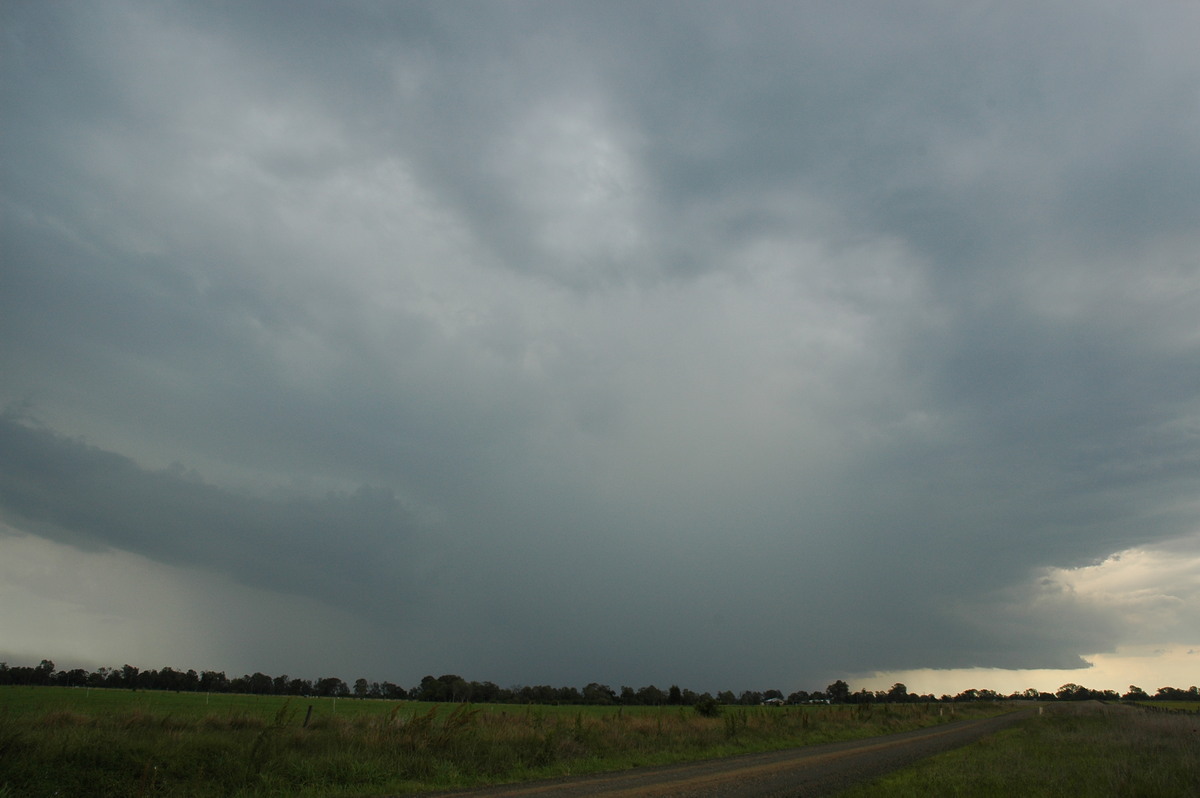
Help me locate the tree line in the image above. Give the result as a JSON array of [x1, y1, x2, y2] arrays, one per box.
[[2, 660, 1196, 706]]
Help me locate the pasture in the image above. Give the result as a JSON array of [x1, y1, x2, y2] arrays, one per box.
[[0, 686, 1006, 797], [840, 701, 1200, 797]]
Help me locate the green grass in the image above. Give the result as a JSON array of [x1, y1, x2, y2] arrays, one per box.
[[839, 702, 1200, 797], [0, 687, 1009, 797], [1134, 701, 1200, 713]]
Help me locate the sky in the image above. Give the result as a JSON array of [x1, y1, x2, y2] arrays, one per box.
[[2, 1, 1200, 698]]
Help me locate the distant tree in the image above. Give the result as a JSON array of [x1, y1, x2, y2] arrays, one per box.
[[417, 674, 464, 701], [1152, 686, 1196, 701], [826, 680, 850, 704], [886, 683, 908, 702], [353, 678, 370, 698], [518, 685, 557, 704], [247, 672, 273, 694], [738, 690, 763, 705], [1056, 683, 1089, 701], [315, 677, 349, 697], [200, 670, 229, 692], [35, 660, 55, 686], [286, 677, 313, 696], [1123, 685, 1150, 701], [416, 675, 441, 701], [850, 688, 874, 704], [636, 685, 665, 705], [380, 681, 407, 700], [693, 694, 721, 717], [470, 681, 503, 703], [583, 683, 616, 705], [417, 674, 471, 702], [62, 668, 89, 688]]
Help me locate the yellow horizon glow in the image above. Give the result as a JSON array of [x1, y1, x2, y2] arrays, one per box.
[[855, 645, 1200, 697]]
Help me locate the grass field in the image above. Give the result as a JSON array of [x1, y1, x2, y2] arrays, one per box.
[[0, 686, 1007, 797], [840, 701, 1200, 797]]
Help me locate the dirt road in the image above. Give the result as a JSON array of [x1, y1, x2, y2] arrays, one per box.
[[416, 707, 1036, 797]]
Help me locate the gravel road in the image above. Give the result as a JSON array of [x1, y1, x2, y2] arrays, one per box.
[[413, 707, 1037, 797]]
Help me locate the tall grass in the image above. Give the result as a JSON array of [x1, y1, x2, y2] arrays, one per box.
[[840, 702, 1200, 797], [0, 687, 1009, 797]]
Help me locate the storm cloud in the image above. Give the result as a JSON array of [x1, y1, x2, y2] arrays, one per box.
[[3, 0, 1200, 692]]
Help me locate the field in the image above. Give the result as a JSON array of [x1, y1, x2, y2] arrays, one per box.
[[0, 687, 1006, 797], [840, 701, 1200, 797]]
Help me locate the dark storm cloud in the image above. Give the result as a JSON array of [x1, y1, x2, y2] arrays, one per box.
[[3, 0, 1200, 690], [0, 413, 431, 618]]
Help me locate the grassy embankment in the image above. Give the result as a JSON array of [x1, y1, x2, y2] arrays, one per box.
[[841, 701, 1200, 797], [0, 686, 1006, 797]]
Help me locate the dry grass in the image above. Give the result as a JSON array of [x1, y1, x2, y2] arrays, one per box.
[[842, 702, 1200, 797], [0, 687, 1012, 797]]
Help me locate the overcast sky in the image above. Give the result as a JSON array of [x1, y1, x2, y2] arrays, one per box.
[[3, 1, 1200, 696]]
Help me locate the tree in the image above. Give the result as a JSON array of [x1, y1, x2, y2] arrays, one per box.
[[693, 694, 721, 717], [448, 676, 473, 702], [315, 677, 349, 697], [1056, 683, 1089, 701], [417, 674, 470, 702], [200, 670, 228, 692], [636, 685, 665, 705], [583, 683, 616, 705], [353, 678, 370, 698], [886, 683, 908, 702], [826, 680, 850, 704], [380, 681, 407, 700], [63, 668, 89, 688], [471, 681, 503, 703], [35, 660, 55, 686], [247, 672, 273, 694]]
